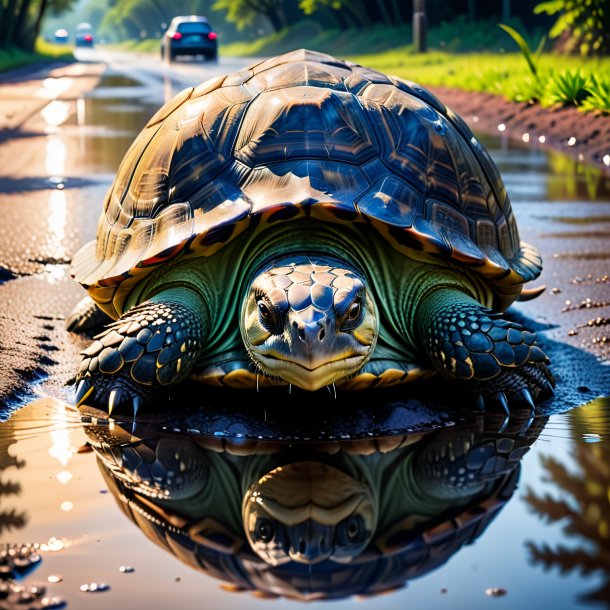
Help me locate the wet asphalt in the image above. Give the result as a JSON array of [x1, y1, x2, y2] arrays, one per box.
[[0, 48, 608, 420]]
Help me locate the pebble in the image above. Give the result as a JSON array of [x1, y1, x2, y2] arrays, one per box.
[[47, 575, 63, 583], [119, 565, 135, 573]]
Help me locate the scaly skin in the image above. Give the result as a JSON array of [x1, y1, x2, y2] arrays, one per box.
[[72, 224, 552, 413], [415, 288, 553, 411], [75, 288, 208, 413]]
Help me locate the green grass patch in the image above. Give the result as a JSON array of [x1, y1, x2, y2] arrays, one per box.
[[111, 39, 161, 53], [347, 49, 610, 114], [0, 40, 73, 74]]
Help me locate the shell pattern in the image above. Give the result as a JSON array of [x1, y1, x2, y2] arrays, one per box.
[[71, 49, 542, 319]]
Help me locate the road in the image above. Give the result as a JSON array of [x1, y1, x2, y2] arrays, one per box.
[[0, 48, 258, 412], [0, 47, 608, 418]]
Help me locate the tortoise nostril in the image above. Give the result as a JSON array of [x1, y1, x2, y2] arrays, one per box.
[[293, 320, 305, 341], [318, 327, 325, 341]]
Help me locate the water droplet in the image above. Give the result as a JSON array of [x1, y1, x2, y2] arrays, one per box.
[[521, 133, 530, 142], [42, 538, 65, 552], [80, 582, 110, 593], [538, 135, 546, 143], [603, 154, 610, 167], [119, 566, 135, 573], [583, 433, 602, 443], [47, 575, 63, 583], [485, 587, 507, 597], [497, 123, 506, 132], [568, 136, 576, 146]]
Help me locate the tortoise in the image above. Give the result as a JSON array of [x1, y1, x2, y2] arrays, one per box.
[[68, 49, 553, 413]]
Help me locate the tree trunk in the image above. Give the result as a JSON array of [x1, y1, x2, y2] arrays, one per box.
[[30, 0, 48, 50], [341, 0, 365, 27], [389, 0, 403, 23], [467, 0, 475, 21], [331, 6, 350, 31], [374, 0, 392, 25], [0, 0, 20, 48], [264, 6, 284, 32], [12, 0, 33, 49]]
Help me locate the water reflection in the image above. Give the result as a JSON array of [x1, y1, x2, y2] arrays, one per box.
[[525, 397, 610, 607], [84, 413, 546, 601], [0, 419, 26, 535]]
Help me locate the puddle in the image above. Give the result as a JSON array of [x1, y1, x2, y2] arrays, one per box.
[[1, 396, 610, 608]]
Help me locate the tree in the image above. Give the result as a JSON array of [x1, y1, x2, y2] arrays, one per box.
[[535, 0, 610, 56], [0, 0, 77, 51], [213, 0, 288, 32]]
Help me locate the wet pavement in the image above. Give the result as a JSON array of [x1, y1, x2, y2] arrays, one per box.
[[0, 49, 609, 609]]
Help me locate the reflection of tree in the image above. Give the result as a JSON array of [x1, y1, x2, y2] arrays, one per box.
[[0, 419, 27, 535], [524, 400, 610, 606]]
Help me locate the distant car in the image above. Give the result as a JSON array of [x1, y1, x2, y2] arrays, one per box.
[[54, 28, 69, 44], [75, 22, 94, 47], [161, 16, 218, 62]]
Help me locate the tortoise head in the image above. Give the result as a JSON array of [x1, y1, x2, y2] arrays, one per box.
[[241, 256, 378, 391]]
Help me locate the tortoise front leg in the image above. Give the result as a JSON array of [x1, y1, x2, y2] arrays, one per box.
[[415, 289, 554, 412], [74, 288, 208, 413]]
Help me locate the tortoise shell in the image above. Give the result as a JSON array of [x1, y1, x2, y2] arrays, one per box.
[[71, 49, 542, 319]]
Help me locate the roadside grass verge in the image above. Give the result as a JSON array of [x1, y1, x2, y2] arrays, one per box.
[[352, 49, 610, 113], [0, 40, 73, 74]]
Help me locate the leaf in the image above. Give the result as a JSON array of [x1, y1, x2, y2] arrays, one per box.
[[498, 23, 538, 78], [533, 0, 564, 15]]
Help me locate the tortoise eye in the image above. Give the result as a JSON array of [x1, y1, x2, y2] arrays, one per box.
[[347, 301, 361, 321], [257, 298, 283, 334], [254, 518, 275, 543], [257, 300, 274, 322]]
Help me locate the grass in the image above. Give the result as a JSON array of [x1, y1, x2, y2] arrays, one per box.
[[0, 39, 73, 74], [347, 49, 610, 113]]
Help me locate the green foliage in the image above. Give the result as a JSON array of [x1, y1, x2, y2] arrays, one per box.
[[534, 0, 610, 56], [424, 16, 546, 53], [498, 23, 546, 79], [1, 0, 78, 51], [580, 75, 610, 114], [0, 41, 72, 74], [213, 0, 286, 32], [503, 73, 547, 104], [542, 68, 590, 107]]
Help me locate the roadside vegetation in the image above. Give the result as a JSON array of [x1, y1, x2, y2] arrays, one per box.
[[0, 0, 75, 72], [0, 39, 73, 73], [5, 0, 609, 116]]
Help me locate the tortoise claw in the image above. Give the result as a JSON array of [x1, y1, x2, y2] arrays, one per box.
[[515, 387, 536, 413], [132, 395, 142, 417], [542, 378, 555, 398], [108, 389, 119, 415], [75, 378, 93, 407], [495, 391, 510, 415]]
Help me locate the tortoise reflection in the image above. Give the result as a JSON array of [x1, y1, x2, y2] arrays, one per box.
[[85, 414, 546, 601]]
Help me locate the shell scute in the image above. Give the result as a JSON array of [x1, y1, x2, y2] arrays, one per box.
[[145, 86, 194, 128], [73, 49, 542, 317], [355, 175, 419, 228], [234, 87, 377, 167]]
